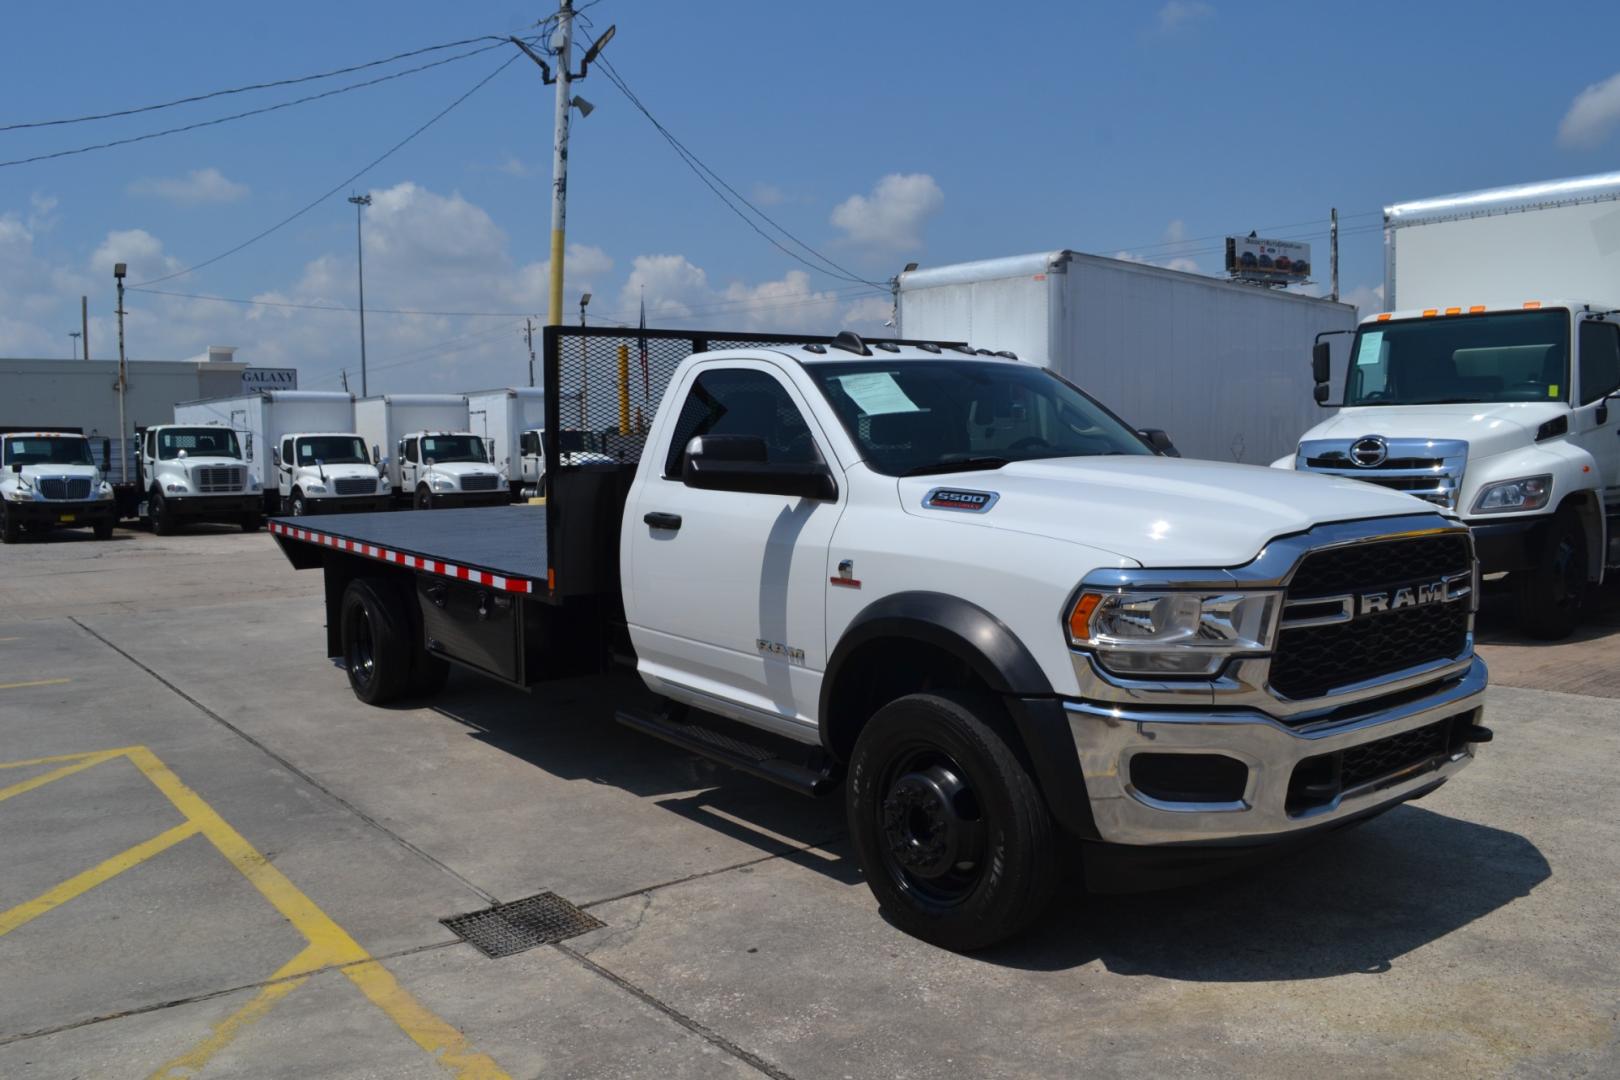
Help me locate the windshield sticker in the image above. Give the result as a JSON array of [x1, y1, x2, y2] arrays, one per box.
[[1549, 384, 1560, 398], [834, 372, 921, 416], [923, 488, 999, 513], [1355, 331, 1384, 367]]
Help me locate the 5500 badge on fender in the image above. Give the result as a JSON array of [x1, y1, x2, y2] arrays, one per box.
[[923, 488, 1000, 513]]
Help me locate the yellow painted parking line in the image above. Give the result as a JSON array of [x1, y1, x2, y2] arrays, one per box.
[[0, 677, 70, 691], [0, 820, 200, 937], [0, 745, 511, 1080]]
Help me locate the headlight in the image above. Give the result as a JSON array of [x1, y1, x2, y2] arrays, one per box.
[[306, 484, 327, 494], [1068, 589, 1279, 677], [432, 477, 454, 491], [250, 476, 261, 491], [1471, 475, 1551, 515], [165, 482, 188, 493]]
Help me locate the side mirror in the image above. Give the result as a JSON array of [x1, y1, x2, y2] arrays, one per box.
[[10, 463, 20, 474], [1313, 383, 1332, 405], [682, 435, 837, 500], [372, 443, 381, 465], [1137, 428, 1180, 457], [272, 448, 281, 466], [1311, 341, 1332, 385]]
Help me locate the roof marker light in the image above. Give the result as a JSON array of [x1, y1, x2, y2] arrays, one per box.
[[1445, 307, 1461, 315], [1524, 301, 1542, 309], [1469, 305, 1486, 313], [1422, 309, 1439, 317], [1376, 313, 1392, 322]]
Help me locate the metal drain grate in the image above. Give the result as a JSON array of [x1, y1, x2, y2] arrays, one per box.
[[441, 892, 605, 958]]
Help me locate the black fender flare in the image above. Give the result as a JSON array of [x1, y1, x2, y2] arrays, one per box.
[[822, 590, 1098, 839]]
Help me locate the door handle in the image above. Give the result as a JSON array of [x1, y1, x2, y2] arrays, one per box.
[[644, 511, 682, 531]]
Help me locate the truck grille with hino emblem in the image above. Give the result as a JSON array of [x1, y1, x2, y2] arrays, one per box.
[[460, 474, 499, 492], [1296, 438, 1467, 509], [1270, 533, 1473, 700], [334, 477, 376, 496], [195, 466, 244, 493], [37, 477, 92, 500]]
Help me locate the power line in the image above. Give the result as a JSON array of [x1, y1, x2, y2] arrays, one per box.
[[583, 34, 886, 292], [132, 51, 522, 288], [0, 35, 506, 133], [0, 40, 512, 169]]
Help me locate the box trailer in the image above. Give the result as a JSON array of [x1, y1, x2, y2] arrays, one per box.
[[465, 387, 547, 500], [896, 250, 1359, 465], [174, 390, 356, 511]]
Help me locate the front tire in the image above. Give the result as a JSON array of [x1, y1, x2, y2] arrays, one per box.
[[1, 503, 19, 544], [290, 489, 306, 517], [240, 512, 262, 533], [846, 691, 1057, 951], [93, 518, 115, 540], [1515, 506, 1586, 640], [150, 491, 176, 536], [414, 486, 432, 511], [341, 578, 413, 705]]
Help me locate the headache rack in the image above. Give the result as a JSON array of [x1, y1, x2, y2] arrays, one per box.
[[539, 325, 963, 601]]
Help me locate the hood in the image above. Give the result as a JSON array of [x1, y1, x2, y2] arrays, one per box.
[[427, 461, 499, 477], [294, 462, 377, 479], [1301, 403, 1561, 461], [14, 462, 99, 478], [168, 455, 244, 469], [897, 455, 1437, 568]]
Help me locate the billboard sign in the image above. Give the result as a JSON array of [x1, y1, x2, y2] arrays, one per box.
[[241, 367, 298, 391], [1226, 236, 1311, 285]]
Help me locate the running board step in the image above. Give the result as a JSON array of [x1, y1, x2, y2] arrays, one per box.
[[614, 708, 837, 797]]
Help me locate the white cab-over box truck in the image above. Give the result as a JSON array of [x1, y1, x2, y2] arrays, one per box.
[[173, 390, 387, 515], [466, 387, 547, 501], [270, 325, 1490, 951], [354, 394, 505, 510], [1282, 171, 1620, 638], [897, 251, 1359, 466]]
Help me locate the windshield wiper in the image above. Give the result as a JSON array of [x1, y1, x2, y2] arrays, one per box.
[[901, 456, 1010, 477]]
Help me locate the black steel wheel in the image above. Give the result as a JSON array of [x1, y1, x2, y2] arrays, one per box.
[[1516, 507, 1586, 640], [150, 491, 176, 536], [340, 578, 412, 705], [1, 503, 19, 544], [846, 691, 1056, 951], [414, 485, 432, 510]]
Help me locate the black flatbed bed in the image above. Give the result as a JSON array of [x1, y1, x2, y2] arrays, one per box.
[[269, 505, 549, 595]]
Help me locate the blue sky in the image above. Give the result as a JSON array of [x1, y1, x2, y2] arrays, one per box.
[[3, 0, 1619, 391]]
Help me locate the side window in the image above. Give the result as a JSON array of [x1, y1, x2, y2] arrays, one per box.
[[662, 368, 819, 478], [404, 437, 419, 464], [520, 432, 539, 456], [1579, 321, 1620, 406], [281, 438, 294, 464]]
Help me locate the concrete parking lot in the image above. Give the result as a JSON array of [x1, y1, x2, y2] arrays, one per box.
[[1, 524, 1617, 1079]]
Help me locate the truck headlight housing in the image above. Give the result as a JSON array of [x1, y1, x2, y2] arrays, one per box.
[[306, 484, 327, 494], [1068, 589, 1279, 677], [431, 477, 455, 491], [1471, 475, 1551, 515]]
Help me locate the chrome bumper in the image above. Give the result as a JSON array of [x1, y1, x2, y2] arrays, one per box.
[[1066, 657, 1487, 845]]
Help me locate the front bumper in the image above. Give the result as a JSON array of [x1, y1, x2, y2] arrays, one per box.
[[163, 494, 262, 518], [1465, 515, 1551, 575], [1066, 657, 1487, 846], [6, 498, 117, 526]]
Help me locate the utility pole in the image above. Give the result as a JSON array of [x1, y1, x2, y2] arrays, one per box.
[[340, 369, 350, 392], [510, 9, 615, 326], [348, 193, 373, 395], [80, 295, 89, 359], [524, 318, 537, 387], [1329, 207, 1339, 303], [113, 263, 129, 484]]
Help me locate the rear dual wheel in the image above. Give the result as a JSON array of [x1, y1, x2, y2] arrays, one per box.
[[846, 691, 1057, 952], [340, 578, 450, 705]]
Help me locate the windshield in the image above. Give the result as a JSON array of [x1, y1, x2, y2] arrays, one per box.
[[296, 435, 368, 465], [1345, 310, 1570, 406], [158, 428, 241, 460], [805, 360, 1152, 476], [420, 434, 486, 463], [3, 436, 94, 467]]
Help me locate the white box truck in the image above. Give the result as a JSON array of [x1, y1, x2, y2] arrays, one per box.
[[465, 387, 547, 501], [354, 394, 505, 510], [1284, 171, 1620, 638], [896, 251, 1359, 465], [172, 390, 379, 513]]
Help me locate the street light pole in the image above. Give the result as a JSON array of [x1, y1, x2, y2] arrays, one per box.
[[348, 193, 373, 396], [113, 263, 129, 485], [68, 330, 81, 358]]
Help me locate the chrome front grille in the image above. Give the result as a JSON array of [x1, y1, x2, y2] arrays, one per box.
[[460, 474, 499, 492], [1271, 533, 1474, 700], [195, 466, 244, 493], [334, 477, 376, 496], [37, 477, 91, 501], [1297, 438, 1467, 509]]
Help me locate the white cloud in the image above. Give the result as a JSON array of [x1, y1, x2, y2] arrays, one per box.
[[830, 173, 944, 252], [1338, 282, 1384, 316], [128, 167, 250, 205], [1163, 219, 1187, 244], [91, 228, 180, 278], [617, 255, 889, 335], [1112, 222, 1205, 275], [1157, 1, 1213, 32], [1557, 71, 1620, 149]]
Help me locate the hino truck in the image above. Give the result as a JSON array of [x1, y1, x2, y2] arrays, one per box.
[[270, 325, 1489, 951], [896, 250, 1359, 465], [173, 390, 386, 514], [1, 430, 119, 542], [1283, 171, 1620, 638], [353, 394, 505, 510], [137, 423, 262, 534], [466, 387, 547, 501]]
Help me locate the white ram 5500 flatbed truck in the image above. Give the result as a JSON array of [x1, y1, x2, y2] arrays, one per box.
[[271, 326, 1491, 950], [1281, 171, 1620, 638]]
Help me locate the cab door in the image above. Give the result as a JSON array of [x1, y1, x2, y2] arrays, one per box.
[[625, 360, 842, 732], [1574, 318, 1620, 524], [399, 436, 420, 493], [277, 437, 296, 498]]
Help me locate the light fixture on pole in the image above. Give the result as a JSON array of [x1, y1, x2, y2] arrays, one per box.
[[113, 262, 129, 484], [68, 330, 82, 358], [348, 193, 373, 396]]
